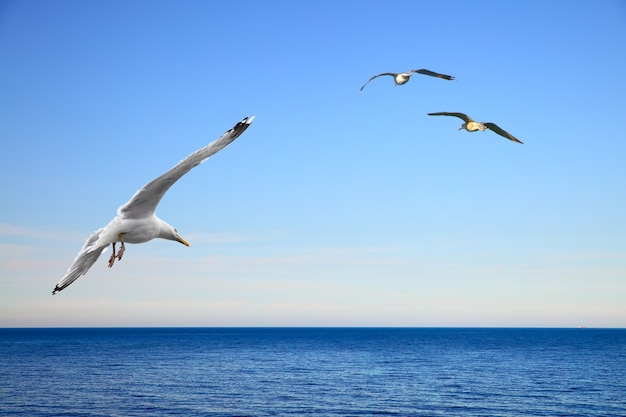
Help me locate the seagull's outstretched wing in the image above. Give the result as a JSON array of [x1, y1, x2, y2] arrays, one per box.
[[359, 73, 396, 91], [428, 112, 473, 123], [118, 116, 255, 219], [484, 122, 523, 144], [414, 69, 455, 80], [52, 228, 109, 294]]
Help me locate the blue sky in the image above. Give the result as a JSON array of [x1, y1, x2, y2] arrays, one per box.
[[1, 0, 625, 327]]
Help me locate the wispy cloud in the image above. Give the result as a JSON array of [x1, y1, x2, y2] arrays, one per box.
[[0, 223, 85, 242], [183, 231, 274, 245]]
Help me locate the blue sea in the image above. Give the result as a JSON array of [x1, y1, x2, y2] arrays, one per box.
[[1, 328, 625, 416]]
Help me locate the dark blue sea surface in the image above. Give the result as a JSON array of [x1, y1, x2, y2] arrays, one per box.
[[1, 327, 625, 416]]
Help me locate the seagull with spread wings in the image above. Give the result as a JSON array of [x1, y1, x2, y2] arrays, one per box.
[[360, 68, 455, 91], [52, 116, 255, 294], [427, 112, 523, 144]]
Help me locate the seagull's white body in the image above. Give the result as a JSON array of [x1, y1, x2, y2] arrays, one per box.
[[391, 72, 412, 85], [427, 112, 523, 144], [52, 116, 254, 294], [464, 121, 487, 133], [359, 68, 455, 91]]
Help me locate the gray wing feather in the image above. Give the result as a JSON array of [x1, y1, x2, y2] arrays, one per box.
[[427, 112, 473, 123], [484, 122, 524, 144], [414, 69, 455, 80], [52, 229, 107, 294], [360, 73, 396, 91], [118, 116, 254, 219]]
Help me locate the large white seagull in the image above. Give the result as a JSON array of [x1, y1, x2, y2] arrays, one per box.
[[52, 116, 254, 294]]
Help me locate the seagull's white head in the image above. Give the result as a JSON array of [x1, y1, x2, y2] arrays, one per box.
[[159, 222, 190, 247]]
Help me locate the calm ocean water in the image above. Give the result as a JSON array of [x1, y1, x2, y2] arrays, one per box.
[[1, 328, 625, 417]]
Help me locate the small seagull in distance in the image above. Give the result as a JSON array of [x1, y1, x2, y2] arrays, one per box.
[[360, 69, 455, 92], [428, 112, 523, 144], [52, 116, 255, 294]]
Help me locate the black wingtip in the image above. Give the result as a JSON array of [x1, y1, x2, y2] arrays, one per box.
[[227, 116, 255, 137]]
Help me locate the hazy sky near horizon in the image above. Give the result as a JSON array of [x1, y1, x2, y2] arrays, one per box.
[[1, 1, 625, 327]]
